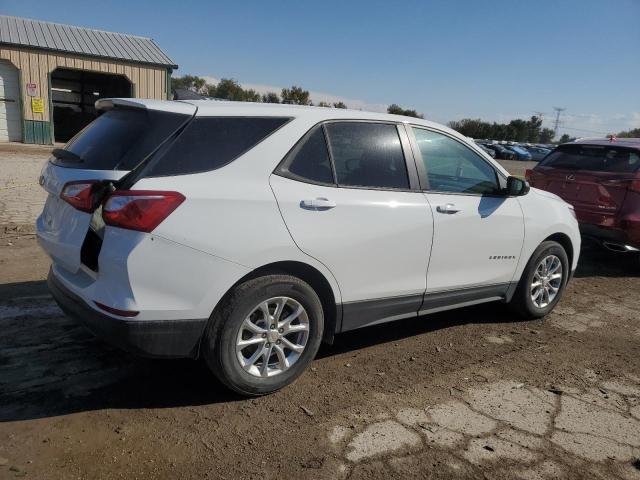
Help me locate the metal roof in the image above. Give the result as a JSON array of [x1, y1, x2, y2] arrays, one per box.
[[0, 15, 177, 69]]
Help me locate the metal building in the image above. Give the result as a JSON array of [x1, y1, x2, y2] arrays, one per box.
[[0, 15, 177, 144]]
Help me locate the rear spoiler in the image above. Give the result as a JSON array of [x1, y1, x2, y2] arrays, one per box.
[[95, 98, 197, 116]]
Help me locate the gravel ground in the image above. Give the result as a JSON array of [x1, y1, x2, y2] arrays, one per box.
[[0, 146, 639, 480]]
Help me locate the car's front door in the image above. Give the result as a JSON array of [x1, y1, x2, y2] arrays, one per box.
[[409, 127, 524, 301], [271, 121, 433, 331]]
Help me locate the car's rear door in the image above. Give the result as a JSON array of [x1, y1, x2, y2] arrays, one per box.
[[37, 102, 195, 274], [409, 127, 524, 298], [270, 121, 433, 331]]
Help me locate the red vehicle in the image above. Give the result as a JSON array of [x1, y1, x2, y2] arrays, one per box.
[[526, 138, 640, 257]]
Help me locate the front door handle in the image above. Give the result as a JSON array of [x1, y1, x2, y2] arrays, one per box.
[[436, 203, 461, 214], [300, 198, 336, 210]]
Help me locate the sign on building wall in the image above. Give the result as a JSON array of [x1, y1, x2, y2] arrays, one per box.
[[26, 83, 38, 96], [31, 97, 44, 113]]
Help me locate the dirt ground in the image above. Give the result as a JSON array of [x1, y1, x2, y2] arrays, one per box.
[[1, 152, 639, 480]]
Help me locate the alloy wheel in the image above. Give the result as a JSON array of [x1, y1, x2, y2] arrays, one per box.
[[235, 297, 310, 377], [530, 254, 563, 308]]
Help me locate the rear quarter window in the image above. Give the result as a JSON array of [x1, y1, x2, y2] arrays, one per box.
[[540, 145, 640, 173], [143, 116, 291, 177], [53, 109, 189, 170]]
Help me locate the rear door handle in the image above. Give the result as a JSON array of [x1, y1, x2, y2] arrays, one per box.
[[300, 198, 336, 210], [436, 203, 461, 214]]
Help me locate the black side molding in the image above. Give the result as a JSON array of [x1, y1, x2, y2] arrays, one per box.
[[341, 294, 423, 332], [340, 283, 513, 332], [420, 283, 511, 314]]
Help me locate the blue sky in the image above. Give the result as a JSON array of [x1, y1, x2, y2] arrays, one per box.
[[2, 0, 639, 137]]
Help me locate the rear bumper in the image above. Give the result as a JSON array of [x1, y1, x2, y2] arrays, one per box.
[[48, 268, 208, 358]]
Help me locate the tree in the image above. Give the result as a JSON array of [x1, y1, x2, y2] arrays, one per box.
[[526, 116, 543, 143], [171, 75, 208, 94], [243, 89, 261, 102], [203, 83, 218, 98], [617, 127, 640, 138], [558, 134, 574, 144], [448, 117, 565, 143], [213, 78, 248, 101], [261, 92, 280, 103], [281, 86, 312, 105], [539, 128, 555, 143], [447, 118, 492, 139], [333, 101, 347, 109], [317, 101, 331, 107], [387, 104, 423, 118]]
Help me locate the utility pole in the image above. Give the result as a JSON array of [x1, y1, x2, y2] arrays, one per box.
[[553, 107, 565, 138]]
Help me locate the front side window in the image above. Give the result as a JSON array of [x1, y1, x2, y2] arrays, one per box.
[[325, 122, 409, 189], [412, 128, 499, 194], [277, 126, 334, 184]]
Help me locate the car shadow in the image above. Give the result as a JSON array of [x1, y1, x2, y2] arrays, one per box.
[[0, 280, 529, 423], [319, 301, 520, 358], [573, 244, 639, 278]]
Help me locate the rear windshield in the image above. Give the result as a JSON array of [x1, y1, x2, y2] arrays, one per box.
[[142, 116, 291, 177], [52, 108, 189, 170], [539, 145, 640, 173]]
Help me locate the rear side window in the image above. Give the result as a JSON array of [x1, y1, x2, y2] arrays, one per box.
[[325, 122, 409, 189], [278, 126, 334, 185], [540, 145, 640, 173], [54, 109, 189, 170], [145, 117, 290, 177]]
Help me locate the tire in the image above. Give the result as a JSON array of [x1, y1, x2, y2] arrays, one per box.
[[201, 274, 324, 396], [509, 241, 569, 319]]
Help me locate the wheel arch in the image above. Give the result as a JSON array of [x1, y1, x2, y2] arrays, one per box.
[[544, 232, 574, 271], [204, 260, 340, 354]]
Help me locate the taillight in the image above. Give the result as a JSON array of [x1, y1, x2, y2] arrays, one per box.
[[525, 169, 535, 183], [630, 179, 640, 193], [60, 180, 99, 212], [102, 190, 185, 233]]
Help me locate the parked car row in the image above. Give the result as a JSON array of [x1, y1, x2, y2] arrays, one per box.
[[474, 140, 553, 162]]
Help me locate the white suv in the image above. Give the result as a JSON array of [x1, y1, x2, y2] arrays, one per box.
[[37, 99, 580, 395]]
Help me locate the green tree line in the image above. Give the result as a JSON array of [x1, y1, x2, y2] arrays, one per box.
[[616, 127, 640, 138], [447, 116, 556, 143], [448, 117, 638, 143], [171, 75, 422, 116]]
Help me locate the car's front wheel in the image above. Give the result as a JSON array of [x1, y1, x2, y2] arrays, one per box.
[[509, 240, 569, 319], [202, 274, 324, 396]]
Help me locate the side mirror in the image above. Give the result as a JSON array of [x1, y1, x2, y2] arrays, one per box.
[[505, 176, 530, 196]]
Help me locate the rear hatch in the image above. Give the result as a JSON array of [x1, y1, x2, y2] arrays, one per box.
[[37, 100, 196, 274], [529, 144, 640, 217]]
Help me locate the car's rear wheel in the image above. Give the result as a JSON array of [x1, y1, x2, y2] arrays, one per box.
[[509, 240, 569, 319], [202, 274, 324, 396]]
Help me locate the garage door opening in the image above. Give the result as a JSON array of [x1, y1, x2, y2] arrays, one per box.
[[51, 68, 131, 142], [0, 61, 22, 142]]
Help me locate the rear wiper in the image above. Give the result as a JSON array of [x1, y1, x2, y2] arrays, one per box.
[[52, 148, 83, 163]]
